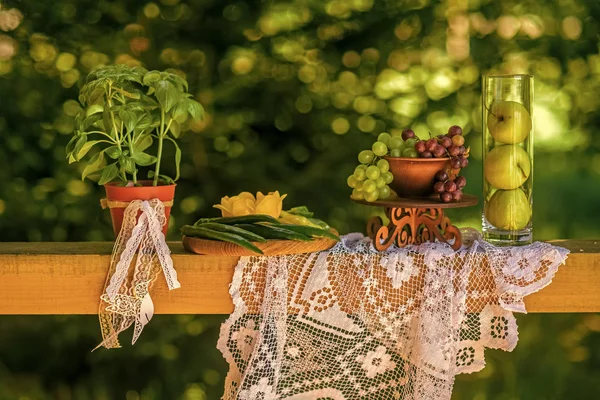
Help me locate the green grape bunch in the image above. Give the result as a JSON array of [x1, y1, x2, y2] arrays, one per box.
[[347, 130, 417, 202]]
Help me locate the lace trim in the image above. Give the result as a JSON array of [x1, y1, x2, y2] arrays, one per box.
[[218, 232, 569, 399], [95, 199, 180, 350]]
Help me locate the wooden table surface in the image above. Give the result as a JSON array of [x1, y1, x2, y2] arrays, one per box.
[[0, 240, 598, 314]]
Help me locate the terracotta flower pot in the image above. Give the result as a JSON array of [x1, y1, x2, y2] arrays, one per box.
[[104, 181, 176, 237], [385, 156, 450, 198]]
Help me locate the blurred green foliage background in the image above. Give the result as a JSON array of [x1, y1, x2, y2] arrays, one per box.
[[0, 0, 599, 398]]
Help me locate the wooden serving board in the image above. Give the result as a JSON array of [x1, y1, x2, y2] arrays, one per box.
[[182, 230, 339, 256]]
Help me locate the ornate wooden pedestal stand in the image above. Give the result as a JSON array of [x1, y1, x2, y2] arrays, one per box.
[[353, 194, 478, 251]]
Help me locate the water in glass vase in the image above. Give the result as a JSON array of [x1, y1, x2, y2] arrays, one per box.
[[482, 74, 533, 245]]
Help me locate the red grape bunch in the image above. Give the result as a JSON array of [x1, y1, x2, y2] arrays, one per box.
[[414, 125, 469, 164], [426, 125, 470, 202], [434, 171, 467, 203]]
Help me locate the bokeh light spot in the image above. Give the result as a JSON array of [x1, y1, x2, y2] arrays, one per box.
[[56, 53, 76, 72], [497, 15, 520, 39], [144, 3, 161, 19], [562, 16, 582, 40], [342, 51, 361, 68], [331, 117, 350, 134], [184, 384, 206, 400], [0, 35, 16, 61], [202, 369, 220, 386], [357, 115, 376, 132]]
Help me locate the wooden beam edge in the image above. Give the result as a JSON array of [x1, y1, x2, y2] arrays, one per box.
[[0, 240, 598, 314]]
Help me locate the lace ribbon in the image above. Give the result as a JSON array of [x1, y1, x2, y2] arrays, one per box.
[[95, 198, 180, 350]]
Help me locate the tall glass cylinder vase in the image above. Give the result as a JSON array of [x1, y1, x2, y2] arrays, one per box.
[[482, 75, 533, 245]]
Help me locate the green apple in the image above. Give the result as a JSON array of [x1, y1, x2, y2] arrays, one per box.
[[487, 100, 532, 144], [484, 144, 531, 190], [484, 189, 531, 230]]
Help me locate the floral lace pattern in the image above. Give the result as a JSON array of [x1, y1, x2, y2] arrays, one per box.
[[218, 232, 568, 399]]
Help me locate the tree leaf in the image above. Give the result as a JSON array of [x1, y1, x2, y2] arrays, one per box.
[[165, 136, 181, 181], [81, 152, 105, 181], [169, 120, 180, 138], [73, 135, 88, 162], [105, 146, 121, 159], [98, 162, 119, 185], [131, 151, 157, 166], [76, 140, 103, 161], [187, 99, 204, 121]]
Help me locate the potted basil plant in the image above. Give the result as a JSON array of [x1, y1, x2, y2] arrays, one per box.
[[66, 64, 204, 236]]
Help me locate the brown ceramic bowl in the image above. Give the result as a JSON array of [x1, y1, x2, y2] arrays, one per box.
[[384, 156, 451, 198]]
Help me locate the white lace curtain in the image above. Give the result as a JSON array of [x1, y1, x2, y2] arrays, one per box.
[[218, 232, 568, 400]]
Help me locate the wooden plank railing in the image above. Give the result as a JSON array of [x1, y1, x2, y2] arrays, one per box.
[[0, 240, 598, 315]]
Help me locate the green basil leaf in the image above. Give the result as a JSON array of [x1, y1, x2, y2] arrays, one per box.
[[172, 100, 189, 124], [143, 71, 161, 86], [65, 135, 78, 155], [187, 99, 204, 121], [119, 109, 137, 133], [72, 135, 88, 162], [139, 96, 158, 111], [126, 101, 146, 112], [86, 104, 104, 117], [98, 162, 119, 185], [158, 174, 175, 185], [105, 146, 121, 159], [88, 87, 105, 106], [131, 151, 157, 166], [151, 109, 162, 126], [136, 113, 154, 130], [169, 120, 181, 138], [155, 80, 181, 113], [112, 86, 141, 99], [119, 155, 136, 173], [168, 73, 188, 92], [74, 113, 82, 129], [135, 135, 153, 152], [81, 152, 105, 181], [165, 136, 181, 181], [76, 140, 103, 161], [83, 114, 103, 130], [103, 108, 112, 137]]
